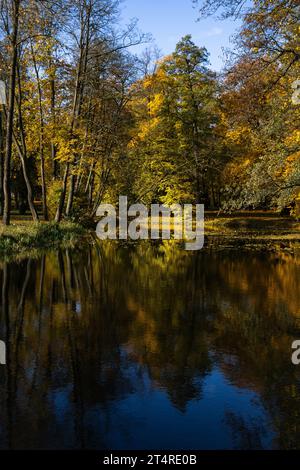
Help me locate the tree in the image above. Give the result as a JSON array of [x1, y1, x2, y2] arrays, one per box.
[[194, 0, 300, 213], [128, 36, 222, 207], [2, 0, 20, 225]]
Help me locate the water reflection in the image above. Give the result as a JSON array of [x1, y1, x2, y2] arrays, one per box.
[[0, 241, 300, 449]]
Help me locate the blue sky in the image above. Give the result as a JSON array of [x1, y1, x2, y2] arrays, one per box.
[[120, 0, 241, 71]]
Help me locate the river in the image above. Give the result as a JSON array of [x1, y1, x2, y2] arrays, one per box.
[[0, 240, 299, 449]]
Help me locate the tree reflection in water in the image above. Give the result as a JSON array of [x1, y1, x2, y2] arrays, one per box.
[[0, 241, 299, 449]]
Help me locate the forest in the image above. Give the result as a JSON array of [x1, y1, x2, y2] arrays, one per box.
[[0, 0, 299, 228], [0, 0, 300, 455]]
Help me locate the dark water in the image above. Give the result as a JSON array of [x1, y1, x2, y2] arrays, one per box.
[[0, 240, 300, 450]]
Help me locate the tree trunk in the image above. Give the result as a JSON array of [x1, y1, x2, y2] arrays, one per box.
[[3, 0, 20, 226], [31, 41, 48, 220], [88, 171, 94, 208], [65, 6, 91, 216], [50, 65, 58, 179], [85, 162, 95, 195], [65, 174, 75, 217], [19, 154, 39, 222], [55, 163, 69, 222], [15, 63, 39, 222], [0, 110, 4, 215], [56, 53, 81, 221], [40, 152, 48, 220]]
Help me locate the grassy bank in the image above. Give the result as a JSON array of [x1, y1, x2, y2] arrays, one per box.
[[1, 214, 299, 261], [0, 221, 87, 260]]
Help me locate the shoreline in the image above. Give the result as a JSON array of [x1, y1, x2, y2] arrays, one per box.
[[0, 215, 299, 262], [0, 222, 88, 262]]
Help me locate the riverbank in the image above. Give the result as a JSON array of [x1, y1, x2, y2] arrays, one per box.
[[205, 213, 300, 234], [0, 214, 299, 261], [0, 221, 87, 261], [205, 214, 300, 252]]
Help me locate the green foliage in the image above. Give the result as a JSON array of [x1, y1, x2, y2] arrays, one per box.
[[47, 180, 63, 219], [194, 0, 300, 214], [0, 222, 86, 258], [127, 35, 222, 207]]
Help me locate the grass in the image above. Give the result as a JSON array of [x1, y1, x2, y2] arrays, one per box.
[[0, 221, 87, 260], [0, 213, 299, 260], [204, 215, 300, 236]]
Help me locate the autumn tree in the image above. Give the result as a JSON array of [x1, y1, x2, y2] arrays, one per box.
[[128, 36, 222, 207], [194, 0, 300, 213]]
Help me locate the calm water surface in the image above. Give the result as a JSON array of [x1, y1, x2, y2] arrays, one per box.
[[0, 241, 300, 449]]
